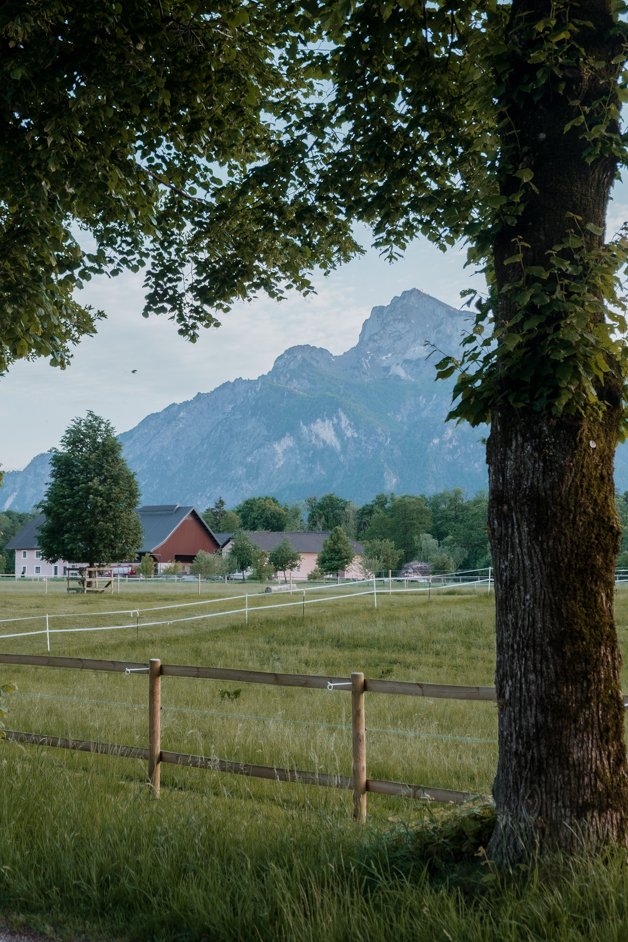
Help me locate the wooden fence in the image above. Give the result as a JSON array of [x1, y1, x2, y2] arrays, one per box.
[[0, 652, 497, 821]]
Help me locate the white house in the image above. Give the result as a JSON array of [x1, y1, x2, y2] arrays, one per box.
[[222, 531, 365, 581], [6, 515, 65, 578]]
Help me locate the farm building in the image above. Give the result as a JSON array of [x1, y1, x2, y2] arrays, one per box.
[[6, 515, 65, 579], [222, 530, 365, 581], [6, 505, 220, 577], [138, 505, 220, 571]]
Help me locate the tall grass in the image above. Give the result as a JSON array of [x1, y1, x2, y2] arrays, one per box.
[[0, 585, 627, 940], [1, 748, 627, 941]]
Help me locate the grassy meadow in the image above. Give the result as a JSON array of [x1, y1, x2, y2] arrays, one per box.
[[0, 580, 627, 941]]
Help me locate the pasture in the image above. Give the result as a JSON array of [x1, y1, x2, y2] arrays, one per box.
[[0, 582, 627, 941]]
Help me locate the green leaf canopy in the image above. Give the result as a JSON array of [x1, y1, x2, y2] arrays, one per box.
[[38, 411, 142, 566]]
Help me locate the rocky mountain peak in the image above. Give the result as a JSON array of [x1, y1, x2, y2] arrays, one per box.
[[341, 288, 467, 378], [271, 344, 335, 378]]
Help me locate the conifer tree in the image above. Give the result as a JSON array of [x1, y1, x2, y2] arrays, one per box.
[[317, 527, 355, 579]]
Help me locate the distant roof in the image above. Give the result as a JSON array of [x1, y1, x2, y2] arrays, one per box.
[[5, 513, 44, 551], [224, 531, 364, 555]]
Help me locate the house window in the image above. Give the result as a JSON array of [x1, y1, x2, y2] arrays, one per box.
[[22, 551, 27, 559], [35, 566, 41, 574], [35, 550, 42, 559], [53, 566, 58, 576]]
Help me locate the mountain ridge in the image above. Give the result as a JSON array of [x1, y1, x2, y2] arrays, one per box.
[[3, 288, 626, 511]]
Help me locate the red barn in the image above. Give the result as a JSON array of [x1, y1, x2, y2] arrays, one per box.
[[138, 505, 220, 571]]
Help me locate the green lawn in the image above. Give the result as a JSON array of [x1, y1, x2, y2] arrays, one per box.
[[0, 583, 627, 941]]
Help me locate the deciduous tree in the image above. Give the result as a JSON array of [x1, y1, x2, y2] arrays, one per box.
[[428, 491, 490, 570], [235, 496, 288, 531], [139, 554, 155, 579], [228, 531, 256, 580], [363, 495, 432, 563], [38, 412, 142, 566], [268, 539, 301, 582], [250, 548, 274, 582], [361, 538, 401, 577], [199, 0, 625, 863], [190, 550, 216, 579], [305, 494, 356, 535], [0, 1, 352, 372]]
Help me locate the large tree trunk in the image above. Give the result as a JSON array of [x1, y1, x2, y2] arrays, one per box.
[[487, 407, 628, 864], [486, 0, 628, 864]]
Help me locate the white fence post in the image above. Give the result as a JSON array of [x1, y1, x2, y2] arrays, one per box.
[[45, 613, 50, 652]]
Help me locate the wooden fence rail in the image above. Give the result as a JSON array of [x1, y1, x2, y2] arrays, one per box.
[[0, 652, 495, 819]]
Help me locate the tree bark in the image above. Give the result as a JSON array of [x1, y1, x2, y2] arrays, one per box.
[[486, 0, 628, 864], [487, 407, 628, 864]]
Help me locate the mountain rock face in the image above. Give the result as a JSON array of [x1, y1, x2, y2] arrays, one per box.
[[3, 288, 627, 511]]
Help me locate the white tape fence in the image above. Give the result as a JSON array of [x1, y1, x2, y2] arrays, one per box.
[[0, 569, 497, 650]]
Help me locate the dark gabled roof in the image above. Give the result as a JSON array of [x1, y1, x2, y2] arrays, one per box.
[[138, 504, 192, 552], [138, 505, 218, 553], [5, 513, 44, 551], [225, 531, 364, 555]]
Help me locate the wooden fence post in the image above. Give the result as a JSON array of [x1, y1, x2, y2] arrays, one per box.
[[148, 658, 162, 797], [351, 671, 367, 823]]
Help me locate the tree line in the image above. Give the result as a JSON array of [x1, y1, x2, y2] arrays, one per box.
[[201, 490, 486, 576], [203, 488, 628, 578], [5, 487, 628, 579]]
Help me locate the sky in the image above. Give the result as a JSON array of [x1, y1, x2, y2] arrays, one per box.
[[0, 184, 626, 473]]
